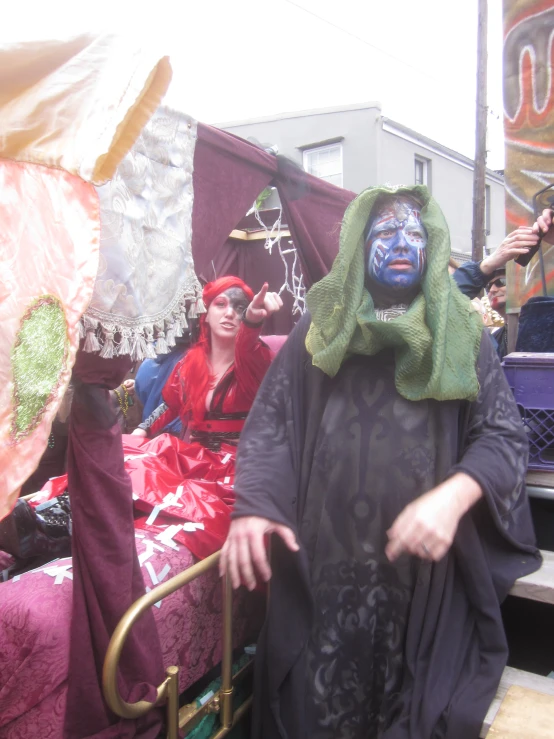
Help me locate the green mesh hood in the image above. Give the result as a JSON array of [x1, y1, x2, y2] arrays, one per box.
[[305, 184, 483, 401]]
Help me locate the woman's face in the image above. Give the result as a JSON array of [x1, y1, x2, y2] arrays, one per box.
[[205, 288, 249, 341]]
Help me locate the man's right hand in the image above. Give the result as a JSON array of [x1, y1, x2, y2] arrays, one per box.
[[219, 516, 299, 590], [131, 428, 148, 437], [480, 227, 539, 275]]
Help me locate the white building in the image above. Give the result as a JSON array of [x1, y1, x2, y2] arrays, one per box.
[[218, 102, 505, 261]]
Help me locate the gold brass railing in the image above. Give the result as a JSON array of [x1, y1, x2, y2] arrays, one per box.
[[102, 550, 253, 739]]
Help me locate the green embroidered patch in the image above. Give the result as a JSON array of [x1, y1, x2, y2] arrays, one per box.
[[11, 296, 68, 439]]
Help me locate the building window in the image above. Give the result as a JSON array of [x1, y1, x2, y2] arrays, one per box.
[[485, 184, 491, 236], [414, 155, 431, 190], [303, 144, 343, 187]]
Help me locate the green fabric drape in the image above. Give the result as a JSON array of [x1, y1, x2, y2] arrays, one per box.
[[305, 185, 483, 401]]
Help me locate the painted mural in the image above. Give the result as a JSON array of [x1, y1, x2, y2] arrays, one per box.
[[504, 0, 554, 309]]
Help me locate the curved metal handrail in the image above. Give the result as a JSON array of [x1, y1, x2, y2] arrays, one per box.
[[102, 550, 221, 719]]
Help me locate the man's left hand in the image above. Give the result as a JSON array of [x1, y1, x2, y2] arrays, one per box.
[[385, 472, 483, 562], [244, 282, 283, 324]]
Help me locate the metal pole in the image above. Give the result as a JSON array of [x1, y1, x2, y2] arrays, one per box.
[[165, 666, 180, 739], [220, 572, 234, 729], [472, 0, 488, 263]]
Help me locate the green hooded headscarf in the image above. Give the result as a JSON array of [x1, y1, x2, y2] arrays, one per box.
[[305, 184, 484, 402]]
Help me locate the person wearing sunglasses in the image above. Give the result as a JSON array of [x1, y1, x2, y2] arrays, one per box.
[[487, 274, 507, 310], [485, 272, 509, 359]]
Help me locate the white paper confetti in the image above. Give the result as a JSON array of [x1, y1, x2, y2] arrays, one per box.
[[42, 564, 73, 584], [144, 561, 159, 585], [138, 540, 155, 565], [155, 524, 183, 550], [146, 505, 161, 526], [54, 570, 73, 585], [182, 522, 205, 532], [156, 563, 171, 582], [144, 561, 171, 586]]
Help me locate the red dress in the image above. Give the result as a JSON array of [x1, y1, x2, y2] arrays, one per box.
[[143, 323, 272, 450], [122, 324, 273, 558]]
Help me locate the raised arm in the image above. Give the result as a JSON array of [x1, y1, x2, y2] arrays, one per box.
[[234, 283, 283, 395]]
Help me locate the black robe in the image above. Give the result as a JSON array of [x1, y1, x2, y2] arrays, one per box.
[[233, 312, 540, 739]]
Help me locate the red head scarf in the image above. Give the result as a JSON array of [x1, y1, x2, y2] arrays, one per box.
[[181, 277, 254, 422]]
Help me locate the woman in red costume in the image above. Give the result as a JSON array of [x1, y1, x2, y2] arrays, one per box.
[[133, 276, 282, 447], [123, 276, 283, 558]]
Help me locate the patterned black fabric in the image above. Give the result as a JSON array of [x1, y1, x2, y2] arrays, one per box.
[[302, 352, 436, 737], [233, 314, 540, 739]]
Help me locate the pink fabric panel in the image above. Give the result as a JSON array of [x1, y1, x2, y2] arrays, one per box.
[[0, 160, 99, 521]]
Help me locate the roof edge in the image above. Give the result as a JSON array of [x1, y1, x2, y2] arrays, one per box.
[[215, 101, 382, 129], [382, 117, 504, 183]]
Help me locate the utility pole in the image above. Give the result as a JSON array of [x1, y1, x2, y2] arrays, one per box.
[[472, 0, 488, 263]]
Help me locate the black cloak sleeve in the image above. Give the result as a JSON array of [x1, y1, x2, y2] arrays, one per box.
[[232, 312, 311, 529]]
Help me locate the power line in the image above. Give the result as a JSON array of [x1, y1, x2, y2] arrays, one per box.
[[280, 0, 487, 109]]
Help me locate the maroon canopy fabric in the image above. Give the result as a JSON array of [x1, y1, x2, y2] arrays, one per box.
[[191, 124, 275, 282], [192, 124, 356, 334]]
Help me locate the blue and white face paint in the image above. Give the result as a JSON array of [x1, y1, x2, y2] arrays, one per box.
[[365, 196, 428, 291]]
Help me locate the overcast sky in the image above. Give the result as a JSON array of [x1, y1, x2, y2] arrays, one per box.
[[4, 0, 506, 169]]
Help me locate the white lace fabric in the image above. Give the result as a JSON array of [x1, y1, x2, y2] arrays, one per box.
[[84, 106, 204, 359]]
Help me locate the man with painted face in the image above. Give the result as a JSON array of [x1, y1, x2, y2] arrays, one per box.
[[365, 194, 427, 309], [221, 186, 539, 739]]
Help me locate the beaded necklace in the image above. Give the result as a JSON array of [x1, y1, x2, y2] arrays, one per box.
[[113, 386, 130, 418]]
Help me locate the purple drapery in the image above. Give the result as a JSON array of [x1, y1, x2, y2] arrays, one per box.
[[192, 124, 356, 333], [64, 353, 164, 739], [191, 124, 275, 282]]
